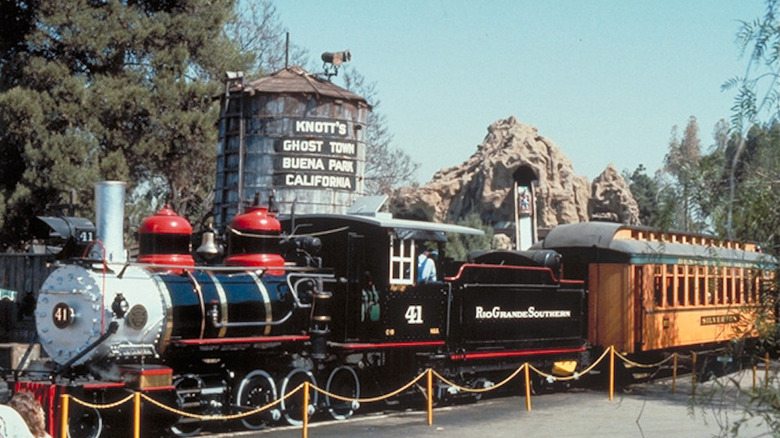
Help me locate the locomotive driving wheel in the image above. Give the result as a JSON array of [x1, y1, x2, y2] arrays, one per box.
[[325, 366, 360, 420], [279, 368, 318, 426], [169, 374, 204, 437], [67, 404, 102, 438], [235, 369, 279, 430]]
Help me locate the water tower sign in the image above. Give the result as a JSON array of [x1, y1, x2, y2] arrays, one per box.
[[273, 118, 357, 190]]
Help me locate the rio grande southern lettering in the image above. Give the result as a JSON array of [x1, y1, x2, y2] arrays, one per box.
[[475, 306, 571, 319]]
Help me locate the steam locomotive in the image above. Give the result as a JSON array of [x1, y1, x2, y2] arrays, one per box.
[[14, 185, 588, 438]]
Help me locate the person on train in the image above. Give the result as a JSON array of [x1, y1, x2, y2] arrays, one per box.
[[417, 247, 438, 283]]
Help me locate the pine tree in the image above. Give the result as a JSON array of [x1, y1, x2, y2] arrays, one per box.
[[0, 0, 249, 249]]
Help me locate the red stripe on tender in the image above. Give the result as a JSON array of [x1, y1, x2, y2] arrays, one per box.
[[173, 335, 310, 345], [81, 382, 126, 389], [335, 341, 445, 350], [450, 346, 586, 360]]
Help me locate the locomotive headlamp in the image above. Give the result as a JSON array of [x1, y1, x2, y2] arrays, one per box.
[[32, 216, 96, 259], [112, 293, 129, 319]]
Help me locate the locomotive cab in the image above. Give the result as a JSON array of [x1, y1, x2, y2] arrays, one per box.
[[280, 211, 483, 344]]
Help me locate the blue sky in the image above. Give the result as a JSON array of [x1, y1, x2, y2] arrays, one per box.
[[272, 1, 766, 183]]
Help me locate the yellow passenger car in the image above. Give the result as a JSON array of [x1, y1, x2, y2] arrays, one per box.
[[537, 222, 776, 354]]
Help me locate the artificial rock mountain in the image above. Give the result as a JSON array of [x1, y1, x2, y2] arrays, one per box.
[[389, 116, 641, 228]]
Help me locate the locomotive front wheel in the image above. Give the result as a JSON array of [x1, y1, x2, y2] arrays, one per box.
[[279, 368, 318, 426], [325, 366, 360, 420], [236, 369, 278, 430], [169, 374, 204, 437], [67, 405, 102, 438]]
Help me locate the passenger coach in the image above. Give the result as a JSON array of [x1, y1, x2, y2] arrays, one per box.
[[536, 222, 777, 356]]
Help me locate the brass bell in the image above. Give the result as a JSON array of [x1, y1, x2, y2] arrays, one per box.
[[196, 229, 219, 259]]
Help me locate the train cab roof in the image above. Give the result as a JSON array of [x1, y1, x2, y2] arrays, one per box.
[[535, 222, 776, 267], [281, 194, 484, 242], [282, 212, 484, 242]]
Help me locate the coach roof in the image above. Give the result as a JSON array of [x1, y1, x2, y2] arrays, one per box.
[[537, 222, 774, 265]]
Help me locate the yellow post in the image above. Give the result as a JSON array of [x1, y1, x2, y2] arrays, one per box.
[[427, 368, 434, 426], [609, 346, 615, 401], [133, 392, 141, 438], [524, 363, 532, 411], [765, 353, 771, 390], [691, 352, 697, 395], [672, 353, 677, 393], [60, 394, 69, 438], [753, 365, 757, 392], [302, 381, 310, 438]]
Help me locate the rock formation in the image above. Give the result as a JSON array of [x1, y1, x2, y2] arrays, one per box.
[[390, 116, 590, 227], [390, 116, 641, 228], [589, 164, 641, 225]]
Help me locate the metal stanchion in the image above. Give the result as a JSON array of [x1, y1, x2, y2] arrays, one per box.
[[609, 346, 615, 401], [60, 394, 70, 438], [524, 363, 532, 411], [753, 365, 757, 392], [303, 381, 310, 438], [427, 369, 433, 426], [691, 352, 697, 395], [765, 353, 771, 390], [672, 353, 678, 393], [134, 392, 141, 438]]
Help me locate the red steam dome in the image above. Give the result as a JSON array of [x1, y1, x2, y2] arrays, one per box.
[[225, 206, 285, 268], [138, 205, 195, 268]]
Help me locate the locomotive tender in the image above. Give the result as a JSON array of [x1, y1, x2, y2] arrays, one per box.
[[17, 186, 588, 438]]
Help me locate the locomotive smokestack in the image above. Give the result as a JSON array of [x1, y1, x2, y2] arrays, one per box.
[[94, 181, 127, 262]]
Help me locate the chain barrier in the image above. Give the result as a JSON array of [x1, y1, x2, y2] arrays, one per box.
[[59, 346, 738, 434], [141, 383, 303, 421], [431, 364, 526, 393], [312, 370, 427, 403], [68, 393, 135, 410], [614, 351, 676, 369]]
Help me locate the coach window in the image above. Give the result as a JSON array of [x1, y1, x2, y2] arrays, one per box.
[[687, 266, 696, 306], [761, 270, 774, 300], [676, 266, 686, 306], [709, 267, 717, 305], [389, 236, 414, 285], [665, 265, 674, 308], [716, 267, 725, 305], [746, 269, 756, 302], [698, 266, 706, 306], [653, 265, 663, 307]]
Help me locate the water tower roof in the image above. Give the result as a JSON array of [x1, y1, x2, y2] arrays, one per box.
[[244, 66, 370, 106]]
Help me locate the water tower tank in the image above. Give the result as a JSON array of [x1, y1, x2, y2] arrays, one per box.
[[213, 66, 370, 230]]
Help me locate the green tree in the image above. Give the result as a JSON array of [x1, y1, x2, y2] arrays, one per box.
[[224, 1, 309, 76], [722, 0, 780, 238], [0, 0, 249, 249], [445, 212, 494, 261], [660, 116, 705, 232], [623, 165, 662, 227]]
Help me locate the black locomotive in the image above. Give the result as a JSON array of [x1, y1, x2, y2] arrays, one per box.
[[11, 190, 588, 438]]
